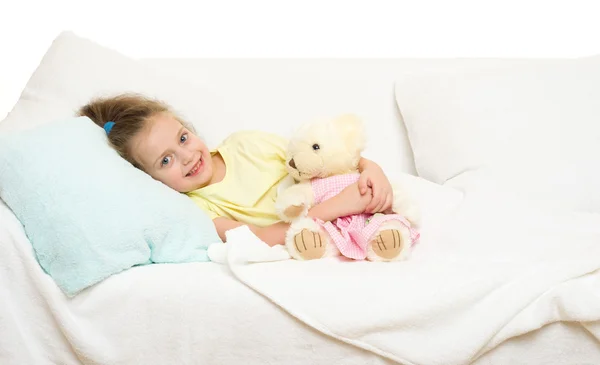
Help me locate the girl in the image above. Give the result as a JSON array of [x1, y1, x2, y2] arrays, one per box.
[[79, 93, 395, 247]]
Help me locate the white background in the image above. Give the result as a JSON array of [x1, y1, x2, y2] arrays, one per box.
[[1, 0, 599, 119]]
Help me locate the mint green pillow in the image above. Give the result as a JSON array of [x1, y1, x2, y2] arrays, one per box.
[[0, 116, 222, 297]]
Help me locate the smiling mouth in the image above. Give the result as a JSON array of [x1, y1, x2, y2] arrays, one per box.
[[186, 156, 203, 177]]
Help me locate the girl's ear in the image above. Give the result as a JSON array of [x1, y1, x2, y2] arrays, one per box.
[[332, 114, 366, 154]]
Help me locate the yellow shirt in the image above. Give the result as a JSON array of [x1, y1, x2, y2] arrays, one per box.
[[186, 130, 289, 227]]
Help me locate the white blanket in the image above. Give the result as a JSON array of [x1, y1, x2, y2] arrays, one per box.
[[214, 191, 600, 365]]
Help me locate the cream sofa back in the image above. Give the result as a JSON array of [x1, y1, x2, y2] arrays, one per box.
[[141, 58, 556, 177]]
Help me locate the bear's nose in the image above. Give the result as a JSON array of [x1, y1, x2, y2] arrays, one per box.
[[288, 158, 296, 169]]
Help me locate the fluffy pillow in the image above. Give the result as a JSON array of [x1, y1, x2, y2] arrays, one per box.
[[394, 56, 600, 212], [0, 117, 222, 297]]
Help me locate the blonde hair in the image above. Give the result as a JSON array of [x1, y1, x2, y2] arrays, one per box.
[[78, 93, 190, 168]]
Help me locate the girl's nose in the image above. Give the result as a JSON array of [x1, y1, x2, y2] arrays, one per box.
[[181, 148, 194, 165]]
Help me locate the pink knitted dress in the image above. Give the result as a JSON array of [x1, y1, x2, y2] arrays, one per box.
[[311, 173, 420, 260]]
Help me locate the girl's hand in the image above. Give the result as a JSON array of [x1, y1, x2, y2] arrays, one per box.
[[336, 182, 373, 217], [358, 159, 393, 214]]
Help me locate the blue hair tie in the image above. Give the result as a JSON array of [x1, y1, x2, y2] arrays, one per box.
[[103, 121, 115, 135]]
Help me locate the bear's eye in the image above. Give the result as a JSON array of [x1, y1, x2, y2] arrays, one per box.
[[312, 144, 320, 151]]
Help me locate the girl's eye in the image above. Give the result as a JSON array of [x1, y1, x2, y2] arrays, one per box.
[[161, 156, 172, 166], [180, 133, 188, 143], [312, 144, 320, 150]]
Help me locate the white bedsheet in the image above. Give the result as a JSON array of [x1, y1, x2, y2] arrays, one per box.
[[1, 187, 600, 365]]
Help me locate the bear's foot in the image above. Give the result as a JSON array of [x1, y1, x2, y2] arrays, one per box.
[[366, 218, 413, 262], [370, 229, 404, 260], [293, 229, 327, 260]]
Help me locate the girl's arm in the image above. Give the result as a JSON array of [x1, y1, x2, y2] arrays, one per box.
[[213, 183, 372, 247], [212, 217, 289, 247]]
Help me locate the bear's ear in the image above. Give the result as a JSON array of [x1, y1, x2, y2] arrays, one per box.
[[332, 114, 366, 153]]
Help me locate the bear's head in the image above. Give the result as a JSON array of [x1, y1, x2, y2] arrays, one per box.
[[285, 114, 366, 181]]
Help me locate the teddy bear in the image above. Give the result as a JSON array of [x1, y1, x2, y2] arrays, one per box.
[[275, 114, 421, 262]]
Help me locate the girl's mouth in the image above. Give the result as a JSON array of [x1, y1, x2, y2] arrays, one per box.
[[186, 156, 203, 177]]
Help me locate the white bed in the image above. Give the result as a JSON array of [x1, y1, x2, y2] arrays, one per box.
[[3, 195, 600, 365], [1, 32, 600, 365], [2, 195, 600, 365]]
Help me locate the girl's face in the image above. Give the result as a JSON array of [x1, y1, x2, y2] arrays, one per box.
[[130, 113, 213, 193]]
